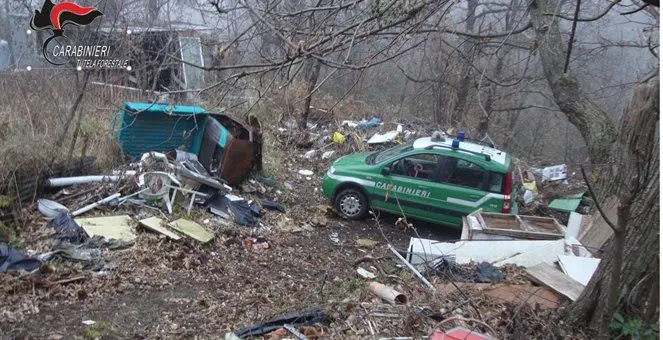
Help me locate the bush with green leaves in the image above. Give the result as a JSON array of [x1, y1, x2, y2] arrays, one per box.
[[610, 312, 659, 340]]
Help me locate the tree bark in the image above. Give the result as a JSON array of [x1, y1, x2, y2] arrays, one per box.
[[299, 57, 321, 129], [435, 77, 446, 125], [529, 0, 659, 333], [529, 0, 617, 164], [564, 76, 659, 334], [452, 0, 478, 127]]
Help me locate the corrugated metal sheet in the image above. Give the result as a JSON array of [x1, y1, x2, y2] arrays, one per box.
[[118, 102, 210, 159], [116, 102, 259, 184], [123, 102, 208, 115]]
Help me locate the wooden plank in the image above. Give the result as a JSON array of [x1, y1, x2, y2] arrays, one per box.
[[480, 227, 563, 240], [76, 215, 136, 242], [460, 216, 470, 240], [526, 263, 585, 301], [480, 213, 564, 240], [139, 216, 182, 240], [484, 283, 562, 309], [579, 196, 618, 255], [168, 218, 214, 243]]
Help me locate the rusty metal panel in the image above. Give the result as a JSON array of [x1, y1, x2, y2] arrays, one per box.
[[220, 138, 254, 186]]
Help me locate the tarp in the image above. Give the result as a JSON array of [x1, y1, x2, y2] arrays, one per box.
[[0, 243, 41, 273], [206, 194, 259, 227], [46, 212, 88, 243]]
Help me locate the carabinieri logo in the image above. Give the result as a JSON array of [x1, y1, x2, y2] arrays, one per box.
[[30, 0, 128, 69]]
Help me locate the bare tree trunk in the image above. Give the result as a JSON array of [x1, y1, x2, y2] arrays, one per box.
[[452, 0, 477, 127], [435, 78, 446, 125], [299, 57, 321, 129], [530, 1, 658, 331], [476, 52, 504, 137], [529, 0, 617, 164], [564, 76, 659, 335]]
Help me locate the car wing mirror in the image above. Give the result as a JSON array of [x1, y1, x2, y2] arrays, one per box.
[[381, 166, 390, 176]]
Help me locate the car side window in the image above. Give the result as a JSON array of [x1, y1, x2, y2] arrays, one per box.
[[389, 153, 440, 181], [438, 157, 487, 190], [488, 172, 504, 193]]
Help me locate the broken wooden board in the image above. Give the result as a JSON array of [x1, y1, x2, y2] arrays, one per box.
[[579, 196, 618, 255], [558, 255, 600, 286], [76, 215, 136, 242], [139, 216, 182, 240], [436, 282, 492, 296], [463, 210, 514, 240], [479, 213, 565, 240], [525, 263, 585, 301], [484, 284, 562, 309], [168, 218, 214, 243]]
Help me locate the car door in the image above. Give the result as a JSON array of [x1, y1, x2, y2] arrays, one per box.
[[371, 153, 456, 224], [436, 156, 503, 216]]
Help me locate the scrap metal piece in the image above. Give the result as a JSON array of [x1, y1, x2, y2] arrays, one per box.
[[45, 175, 120, 187], [283, 324, 308, 340], [388, 244, 436, 292], [71, 193, 122, 217]]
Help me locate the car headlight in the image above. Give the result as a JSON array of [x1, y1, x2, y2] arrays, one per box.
[[327, 166, 335, 176]]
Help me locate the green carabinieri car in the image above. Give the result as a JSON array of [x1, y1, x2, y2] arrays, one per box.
[[322, 134, 517, 228]]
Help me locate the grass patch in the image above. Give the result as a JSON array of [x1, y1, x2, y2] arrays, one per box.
[[0, 221, 15, 244], [261, 134, 284, 180], [81, 321, 118, 339]]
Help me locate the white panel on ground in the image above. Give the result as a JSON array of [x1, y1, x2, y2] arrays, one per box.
[[566, 212, 583, 240], [407, 238, 567, 267], [558, 255, 601, 286]]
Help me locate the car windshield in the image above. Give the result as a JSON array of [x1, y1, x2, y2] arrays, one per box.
[[368, 141, 414, 164]]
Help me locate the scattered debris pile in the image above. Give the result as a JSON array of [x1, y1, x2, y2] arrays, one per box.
[[275, 114, 443, 165], [0, 112, 597, 338]]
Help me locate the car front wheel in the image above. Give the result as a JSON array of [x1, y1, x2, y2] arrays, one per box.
[[334, 188, 369, 220]]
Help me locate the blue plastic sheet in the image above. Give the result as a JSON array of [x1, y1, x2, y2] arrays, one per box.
[[0, 243, 41, 273], [358, 116, 381, 130]]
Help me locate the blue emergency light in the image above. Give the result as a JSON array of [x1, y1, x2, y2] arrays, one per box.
[[452, 139, 460, 148]]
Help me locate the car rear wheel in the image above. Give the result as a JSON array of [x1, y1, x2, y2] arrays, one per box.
[[334, 188, 369, 220]]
